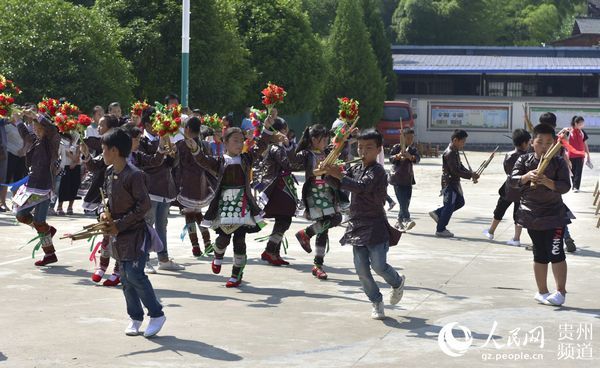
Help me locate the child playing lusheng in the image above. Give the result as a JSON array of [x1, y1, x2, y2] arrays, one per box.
[[509, 123, 571, 306], [389, 128, 420, 231], [185, 126, 271, 287], [429, 129, 479, 238], [100, 128, 166, 337], [293, 124, 344, 280], [483, 129, 531, 246], [324, 129, 405, 319]]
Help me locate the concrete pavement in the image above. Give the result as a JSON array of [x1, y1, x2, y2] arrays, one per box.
[[0, 151, 599, 368]]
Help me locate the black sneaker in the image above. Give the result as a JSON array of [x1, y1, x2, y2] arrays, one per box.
[[565, 237, 576, 253]]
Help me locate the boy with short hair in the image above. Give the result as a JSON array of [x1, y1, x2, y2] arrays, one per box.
[[389, 128, 420, 231], [100, 128, 166, 336], [509, 123, 571, 306], [483, 129, 531, 246], [324, 129, 405, 320], [429, 129, 479, 237]]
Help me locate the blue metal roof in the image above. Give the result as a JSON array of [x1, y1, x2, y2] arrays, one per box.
[[393, 54, 600, 74], [391, 45, 600, 57]]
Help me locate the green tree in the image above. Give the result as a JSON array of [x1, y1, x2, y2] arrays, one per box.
[[0, 0, 134, 110], [319, 0, 385, 128], [381, 0, 400, 40], [393, 0, 499, 45], [392, 0, 587, 46], [229, 0, 326, 115], [95, 0, 253, 113], [363, 0, 397, 99], [66, 0, 95, 6], [301, 0, 339, 37]]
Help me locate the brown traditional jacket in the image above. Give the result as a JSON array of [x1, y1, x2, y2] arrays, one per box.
[[138, 136, 177, 200], [389, 143, 420, 186], [175, 138, 216, 202], [18, 122, 58, 191], [191, 130, 271, 222], [327, 162, 400, 246], [104, 163, 151, 261], [509, 153, 571, 230], [441, 143, 472, 192], [503, 148, 528, 175]]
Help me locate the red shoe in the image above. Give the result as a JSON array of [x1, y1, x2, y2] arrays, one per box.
[[276, 256, 290, 266], [34, 253, 57, 267], [295, 230, 312, 253], [261, 251, 281, 266], [211, 259, 222, 274], [312, 266, 328, 280], [102, 274, 121, 286], [225, 277, 242, 288], [192, 246, 202, 257], [91, 268, 105, 283]]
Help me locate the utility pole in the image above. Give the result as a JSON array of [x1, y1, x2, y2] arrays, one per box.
[[181, 0, 190, 107]]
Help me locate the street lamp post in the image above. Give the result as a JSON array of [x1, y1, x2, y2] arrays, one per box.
[[181, 0, 190, 107]]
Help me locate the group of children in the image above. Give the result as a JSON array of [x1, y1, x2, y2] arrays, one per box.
[[431, 112, 583, 307], [4, 98, 585, 336]]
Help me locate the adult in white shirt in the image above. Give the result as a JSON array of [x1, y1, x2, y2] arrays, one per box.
[[56, 134, 81, 215]]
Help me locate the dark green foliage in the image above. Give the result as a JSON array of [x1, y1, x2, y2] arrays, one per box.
[[318, 0, 385, 128], [0, 0, 134, 110]]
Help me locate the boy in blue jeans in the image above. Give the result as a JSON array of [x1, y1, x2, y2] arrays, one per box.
[[324, 129, 405, 320], [429, 129, 479, 237], [100, 129, 166, 337]]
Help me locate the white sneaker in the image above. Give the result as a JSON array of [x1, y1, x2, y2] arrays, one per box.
[[143, 315, 166, 337], [534, 292, 550, 304], [435, 229, 454, 238], [404, 220, 416, 231], [483, 229, 494, 240], [158, 259, 185, 271], [544, 291, 566, 306], [573, 188, 579, 193], [389, 275, 406, 305], [394, 220, 405, 231], [506, 239, 521, 247], [428, 211, 439, 223], [125, 319, 143, 336], [144, 263, 157, 274], [371, 301, 385, 320]]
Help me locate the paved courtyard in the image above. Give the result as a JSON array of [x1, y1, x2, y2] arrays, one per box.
[[0, 151, 599, 368]]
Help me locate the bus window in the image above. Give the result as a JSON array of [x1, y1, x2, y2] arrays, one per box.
[[383, 106, 410, 121]]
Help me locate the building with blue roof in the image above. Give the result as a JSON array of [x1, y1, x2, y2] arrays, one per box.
[[389, 46, 600, 148]]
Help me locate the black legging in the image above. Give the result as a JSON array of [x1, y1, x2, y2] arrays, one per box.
[[265, 216, 292, 255], [571, 157, 584, 190]]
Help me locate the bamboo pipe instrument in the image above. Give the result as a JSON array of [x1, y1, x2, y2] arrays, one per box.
[[461, 150, 477, 184], [531, 140, 563, 188], [313, 117, 360, 176]]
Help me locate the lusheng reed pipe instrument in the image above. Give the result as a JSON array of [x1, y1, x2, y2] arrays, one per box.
[[399, 119, 406, 152], [523, 103, 534, 133], [531, 138, 564, 188], [61, 189, 112, 240], [461, 150, 478, 184], [313, 117, 359, 176], [474, 146, 499, 178]]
